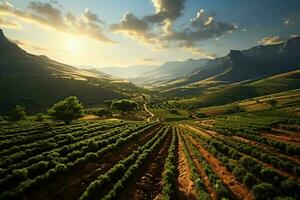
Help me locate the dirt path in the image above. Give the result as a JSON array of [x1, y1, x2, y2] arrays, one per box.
[[178, 129, 217, 200], [185, 135, 253, 200], [143, 103, 154, 122], [134, 133, 171, 200], [25, 125, 162, 200], [119, 129, 172, 200], [177, 132, 197, 200]]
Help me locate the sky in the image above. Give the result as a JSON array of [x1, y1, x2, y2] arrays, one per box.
[[0, 0, 299, 68]]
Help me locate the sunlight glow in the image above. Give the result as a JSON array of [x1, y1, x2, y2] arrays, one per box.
[[66, 37, 82, 53]]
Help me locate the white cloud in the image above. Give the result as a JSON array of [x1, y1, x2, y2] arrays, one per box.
[[0, 1, 114, 43], [257, 36, 284, 45]]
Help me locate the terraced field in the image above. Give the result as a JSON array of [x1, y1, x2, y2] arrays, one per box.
[[1, 110, 300, 200]]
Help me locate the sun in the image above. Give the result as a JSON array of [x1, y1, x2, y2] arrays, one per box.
[[66, 37, 82, 53]]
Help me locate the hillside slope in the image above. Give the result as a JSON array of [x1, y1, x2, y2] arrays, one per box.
[[162, 37, 300, 90], [0, 29, 136, 113], [171, 69, 300, 108]]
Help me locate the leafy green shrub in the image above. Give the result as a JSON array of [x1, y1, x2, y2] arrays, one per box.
[[10, 105, 26, 121], [94, 108, 112, 116], [225, 105, 245, 114], [243, 172, 257, 188], [260, 168, 280, 184], [252, 183, 278, 200], [12, 168, 28, 180], [48, 96, 83, 124], [196, 112, 207, 118], [280, 178, 298, 195], [35, 113, 44, 122]]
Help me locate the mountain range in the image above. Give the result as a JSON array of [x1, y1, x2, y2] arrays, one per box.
[[1, 27, 300, 113], [0, 29, 137, 113], [162, 37, 300, 91]]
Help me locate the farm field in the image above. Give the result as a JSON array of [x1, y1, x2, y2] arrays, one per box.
[[1, 108, 300, 200]]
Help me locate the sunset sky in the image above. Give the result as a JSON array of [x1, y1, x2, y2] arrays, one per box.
[[0, 0, 299, 67]]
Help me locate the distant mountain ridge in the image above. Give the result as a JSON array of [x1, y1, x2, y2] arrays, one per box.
[[0, 29, 136, 113], [129, 58, 210, 85], [162, 36, 300, 90]]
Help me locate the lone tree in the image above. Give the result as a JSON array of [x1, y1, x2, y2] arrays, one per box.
[[111, 99, 138, 115], [48, 96, 83, 124], [11, 105, 26, 121]]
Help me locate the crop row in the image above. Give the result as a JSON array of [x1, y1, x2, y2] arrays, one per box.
[[194, 125, 300, 176], [0, 122, 157, 200], [0, 123, 152, 182], [161, 126, 178, 200], [79, 125, 170, 200], [186, 127, 300, 200], [210, 122, 300, 156], [180, 129, 232, 200]]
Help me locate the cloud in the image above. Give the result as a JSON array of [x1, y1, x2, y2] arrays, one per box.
[[179, 44, 217, 59], [111, 12, 150, 34], [110, 12, 158, 44], [289, 34, 299, 39], [144, 0, 186, 23], [112, 1, 236, 58], [49, 0, 63, 8], [82, 8, 104, 24], [283, 19, 295, 25], [163, 9, 237, 46], [0, 16, 20, 28], [257, 36, 284, 45], [27, 1, 65, 29], [0, 1, 114, 43]]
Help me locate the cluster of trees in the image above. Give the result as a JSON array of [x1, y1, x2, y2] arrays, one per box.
[[7, 96, 139, 124]]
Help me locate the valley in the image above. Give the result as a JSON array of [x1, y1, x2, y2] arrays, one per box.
[[1, 3, 300, 198]]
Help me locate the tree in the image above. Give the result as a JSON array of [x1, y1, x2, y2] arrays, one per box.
[[11, 105, 26, 121], [111, 99, 138, 115], [48, 96, 83, 124]]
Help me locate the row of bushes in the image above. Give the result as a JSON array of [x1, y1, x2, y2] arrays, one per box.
[[212, 124, 300, 156], [181, 131, 231, 199], [162, 127, 178, 200], [0, 123, 157, 199], [187, 129, 300, 199], [179, 132, 211, 200], [80, 126, 170, 200]]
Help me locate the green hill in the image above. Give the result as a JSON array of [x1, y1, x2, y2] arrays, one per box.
[[170, 69, 300, 108], [0, 29, 137, 113]]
